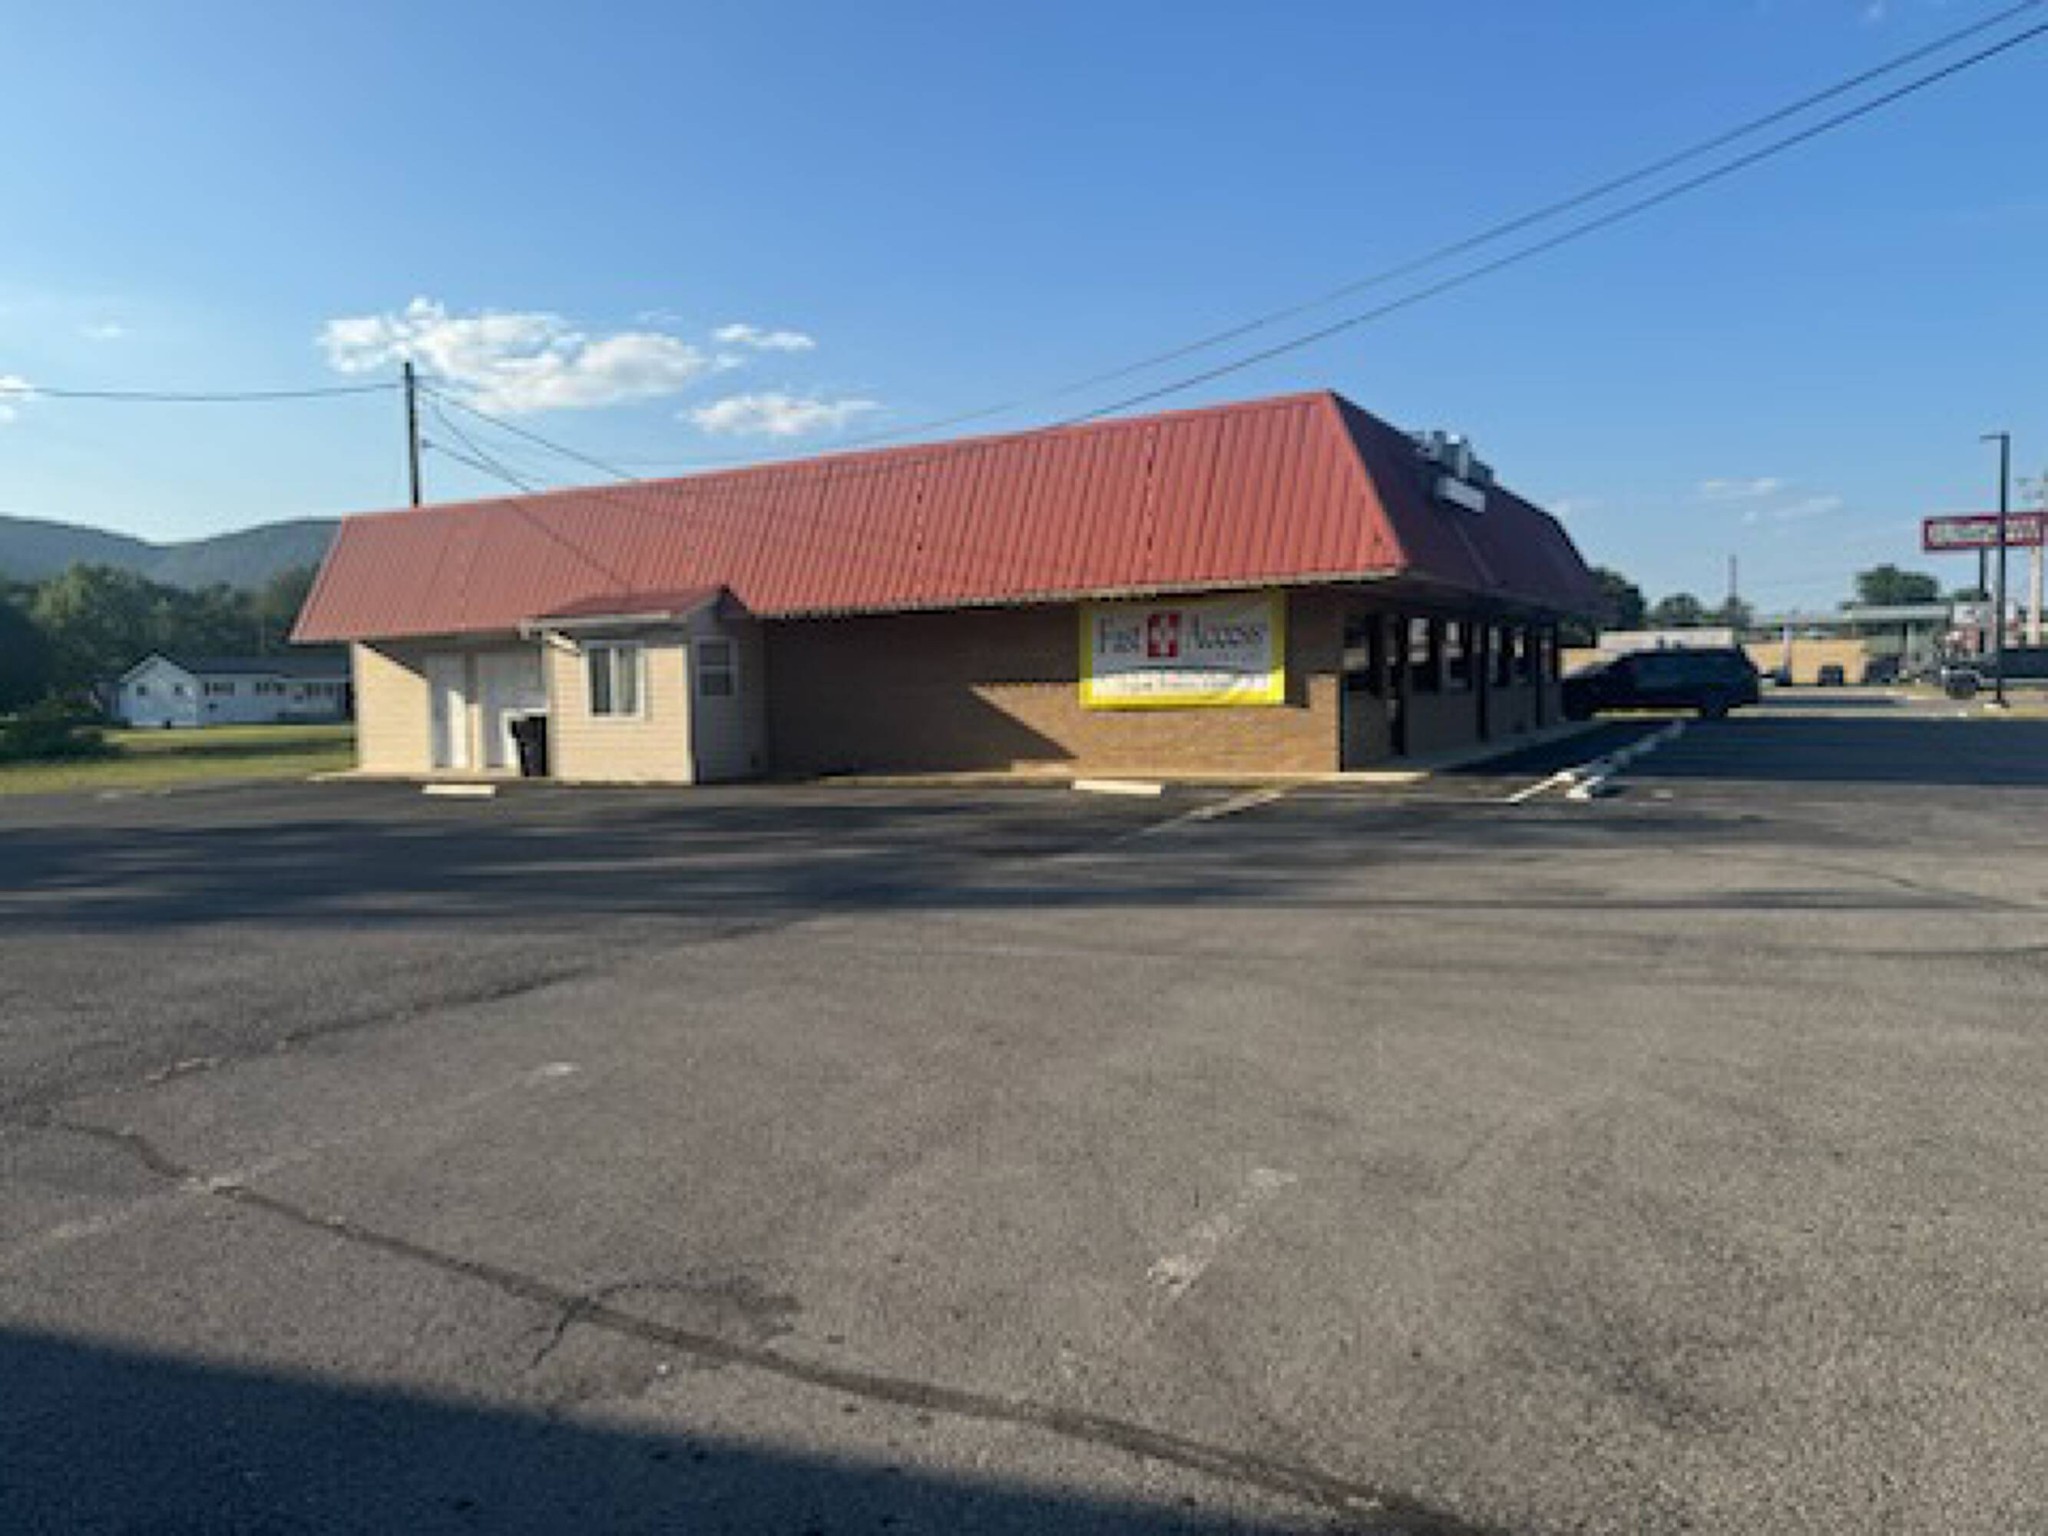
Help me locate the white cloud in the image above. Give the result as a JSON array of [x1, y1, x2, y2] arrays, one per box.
[[689, 391, 880, 438], [713, 323, 816, 353], [81, 321, 127, 341], [1698, 476, 1785, 503], [319, 297, 714, 415], [0, 374, 29, 424], [1771, 494, 1845, 522], [1741, 493, 1845, 527]]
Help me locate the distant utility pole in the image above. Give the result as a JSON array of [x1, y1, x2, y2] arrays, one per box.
[[403, 360, 422, 507], [2026, 470, 2046, 647], [1983, 430, 2011, 707], [1727, 554, 1739, 618]]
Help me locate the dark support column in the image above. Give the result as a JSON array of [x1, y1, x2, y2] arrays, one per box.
[[1532, 627, 1547, 728], [1476, 621, 1492, 742], [1393, 615, 1412, 758]]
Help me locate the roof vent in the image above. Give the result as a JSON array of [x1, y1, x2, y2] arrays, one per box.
[[1414, 430, 1491, 514]]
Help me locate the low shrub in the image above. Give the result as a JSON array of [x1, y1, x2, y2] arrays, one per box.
[[0, 701, 114, 763]]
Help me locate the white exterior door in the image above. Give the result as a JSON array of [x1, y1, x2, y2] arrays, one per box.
[[476, 649, 548, 771], [426, 654, 471, 770]]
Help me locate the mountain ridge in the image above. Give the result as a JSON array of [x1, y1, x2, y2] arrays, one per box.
[[0, 513, 338, 589]]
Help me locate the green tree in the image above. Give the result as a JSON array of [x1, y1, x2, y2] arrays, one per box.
[[1560, 565, 1646, 644], [28, 565, 166, 695], [1711, 597, 1755, 632], [251, 564, 319, 652], [1648, 592, 1708, 627], [0, 588, 55, 710], [1593, 567, 1647, 631], [1852, 565, 1941, 608]]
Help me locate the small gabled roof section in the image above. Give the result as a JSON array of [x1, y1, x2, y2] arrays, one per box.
[[520, 586, 731, 636], [294, 390, 1596, 645]]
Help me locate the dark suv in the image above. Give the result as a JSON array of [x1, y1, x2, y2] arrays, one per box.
[[1563, 647, 1761, 720]]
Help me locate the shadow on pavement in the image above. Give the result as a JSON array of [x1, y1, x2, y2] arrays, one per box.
[[0, 781, 1822, 937], [1627, 714, 2048, 788], [0, 1327, 1477, 1535]]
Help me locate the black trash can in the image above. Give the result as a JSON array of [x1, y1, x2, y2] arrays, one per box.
[[509, 714, 550, 778]]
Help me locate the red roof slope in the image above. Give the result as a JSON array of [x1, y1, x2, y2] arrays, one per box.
[[295, 391, 1594, 643]]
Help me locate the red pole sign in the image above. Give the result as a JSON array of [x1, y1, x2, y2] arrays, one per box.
[[1922, 512, 2047, 552]]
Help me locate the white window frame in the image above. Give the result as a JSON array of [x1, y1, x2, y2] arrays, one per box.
[[695, 638, 737, 700], [586, 641, 645, 720]]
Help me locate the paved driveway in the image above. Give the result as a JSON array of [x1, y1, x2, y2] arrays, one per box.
[[4, 702, 2047, 1534]]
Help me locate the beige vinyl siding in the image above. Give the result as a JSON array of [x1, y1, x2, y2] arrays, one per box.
[[351, 642, 433, 774], [544, 633, 695, 783]]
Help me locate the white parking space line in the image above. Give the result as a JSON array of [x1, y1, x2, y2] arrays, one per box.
[[1128, 786, 1292, 839], [1180, 787, 1291, 822], [1146, 1167, 1298, 1303], [1503, 771, 1573, 805], [1506, 720, 1690, 806]]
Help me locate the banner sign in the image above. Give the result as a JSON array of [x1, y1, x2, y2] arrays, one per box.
[[1923, 512, 2046, 552], [1080, 591, 1286, 709]]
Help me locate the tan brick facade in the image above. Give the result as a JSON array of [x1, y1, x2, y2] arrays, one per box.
[[765, 592, 1352, 777]]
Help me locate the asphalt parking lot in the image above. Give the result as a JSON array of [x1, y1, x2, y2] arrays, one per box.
[[5, 693, 2048, 1534]]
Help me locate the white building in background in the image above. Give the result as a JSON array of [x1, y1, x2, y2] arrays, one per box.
[[115, 653, 352, 728]]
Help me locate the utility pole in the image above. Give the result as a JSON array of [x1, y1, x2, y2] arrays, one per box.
[[1983, 431, 2011, 706], [2025, 471, 2046, 647], [403, 360, 423, 507]]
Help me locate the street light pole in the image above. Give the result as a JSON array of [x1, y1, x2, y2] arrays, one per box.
[[1982, 431, 2011, 707]]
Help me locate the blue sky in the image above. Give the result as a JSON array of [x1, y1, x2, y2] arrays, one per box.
[[1, 0, 2043, 611]]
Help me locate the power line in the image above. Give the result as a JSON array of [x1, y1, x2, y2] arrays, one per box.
[[421, 385, 644, 483], [1058, 16, 2048, 425], [0, 3, 2034, 445], [601, 0, 2048, 465], [424, 439, 541, 494], [426, 400, 554, 493], [1, 381, 398, 403], [408, 11, 2048, 490]]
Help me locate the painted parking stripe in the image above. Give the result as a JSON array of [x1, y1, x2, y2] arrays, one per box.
[[1146, 1167, 1298, 1303]]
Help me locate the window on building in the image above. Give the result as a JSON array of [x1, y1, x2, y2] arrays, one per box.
[[1409, 617, 1442, 693], [587, 642, 643, 717], [1512, 628, 1534, 683], [1445, 621, 1473, 692], [134, 684, 150, 698], [205, 680, 236, 697], [1342, 617, 1384, 695], [695, 639, 736, 699]]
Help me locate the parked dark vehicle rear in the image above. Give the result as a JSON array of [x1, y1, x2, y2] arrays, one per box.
[[1941, 646, 2048, 699], [1563, 647, 1761, 720]]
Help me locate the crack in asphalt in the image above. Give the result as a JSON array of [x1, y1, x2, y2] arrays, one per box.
[[0, 960, 606, 1121], [30, 1116, 1498, 1536]]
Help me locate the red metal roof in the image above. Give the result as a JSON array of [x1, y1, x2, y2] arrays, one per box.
[[294, 391, 1595, 644]]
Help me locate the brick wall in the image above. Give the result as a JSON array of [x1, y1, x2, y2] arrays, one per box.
[[765, 591, 1347, 777]]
